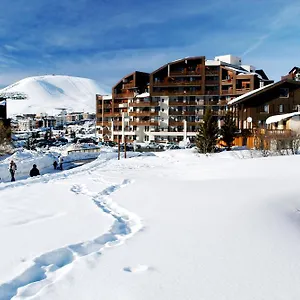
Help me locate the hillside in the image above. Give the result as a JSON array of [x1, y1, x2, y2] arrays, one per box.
[[0, 75, 108, 116]]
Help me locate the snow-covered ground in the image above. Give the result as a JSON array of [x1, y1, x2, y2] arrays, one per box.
[[1, 149, 300, 299], [0, 75, 108, 116]]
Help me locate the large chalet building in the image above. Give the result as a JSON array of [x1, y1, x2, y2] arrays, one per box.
[[228, 67, 300, 131], [96, 54, 273, 143]]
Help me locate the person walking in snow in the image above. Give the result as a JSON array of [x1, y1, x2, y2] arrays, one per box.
[[53, 160, 58, 170], [30, 164, 40, 177], [9, 160, 17, 182], [58, 156, 64, 170]]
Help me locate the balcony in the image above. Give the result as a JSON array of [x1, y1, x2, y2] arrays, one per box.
[[169, 101, 195, 106], [205, 90, 219, 95], [113, 102, 128, 108], [152, 90, 203, 96], [153, 80, 202, 87], [236, 88, 251, 94], [205, 70, 219, 76], [114, 92, 134, 99], [169, 111, 195, 116], [129, 102, 159, 107], [169, 69, 202, 76], [122, 82, 135, 89], [97, 103, 112, 109], [169, 121, 185, 126], [103, 112, 120, 117], [221, 90, 234, 95], [221, 79, 233, 85], [129, 111, 151, 117], [205, 80, 219, 85]]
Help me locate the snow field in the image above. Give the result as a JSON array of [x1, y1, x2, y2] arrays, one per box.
[[1, 149, 300, 299]]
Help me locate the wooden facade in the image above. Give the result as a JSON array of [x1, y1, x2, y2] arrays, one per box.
[[96, 56, 273, 143]]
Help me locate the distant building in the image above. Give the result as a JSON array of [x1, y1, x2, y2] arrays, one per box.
[[96, 55, 272, 143]]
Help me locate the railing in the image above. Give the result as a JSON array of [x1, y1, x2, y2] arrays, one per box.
[[205, 70, 219, 75], [129, 102, 159, 107], [221, 90, 233, 95], [153, 81, 202, 87], [113, 92, 134, 98], [205, 90, 219, 95], [103, 112, 120, 117], [113, 103, 128, 108], [123, 83, 135, 89], [129, 111, 151, 117], [221, 79, 233, 84], [257, 129, 292, 136], [152, 90, 203, 96], [169, 101, 195, 106], [169, 111, 195, 116], [205, 80, 219, 85], [169, 69, 202, 76], [236, 88, 251, 94]]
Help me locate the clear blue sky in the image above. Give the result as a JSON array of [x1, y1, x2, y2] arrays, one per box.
[[0, 0, 299, 91]]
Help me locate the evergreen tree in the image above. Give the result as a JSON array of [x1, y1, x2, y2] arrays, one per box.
[[220, 112, 238, 150], [195, 108, 219, 153]]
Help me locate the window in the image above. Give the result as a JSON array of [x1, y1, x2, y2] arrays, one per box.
[[261, 105, 269, 113], [279, 104, 284, 113], [280, 88, 289, 98]]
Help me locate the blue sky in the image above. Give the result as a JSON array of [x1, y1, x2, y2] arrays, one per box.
[[0, 0, 299, 91]]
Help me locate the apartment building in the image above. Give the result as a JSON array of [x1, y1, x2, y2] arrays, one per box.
[[96, 55, 272, 143]]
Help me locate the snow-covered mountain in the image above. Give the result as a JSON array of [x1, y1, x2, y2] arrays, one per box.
[[0, 75, 109, 116]]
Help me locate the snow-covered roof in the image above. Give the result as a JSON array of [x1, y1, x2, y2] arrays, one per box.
[[171, 57, 191, 63], [266, 112, 300, 125], [228, 82, 276, 105], [136, 92, 150, 98], [102, 95, 112, 100]]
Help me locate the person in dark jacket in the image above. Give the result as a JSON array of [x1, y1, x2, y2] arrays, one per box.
[[30, 164, 40, 177], [53, 160, 58, 170], [9, 160, 17, 182]]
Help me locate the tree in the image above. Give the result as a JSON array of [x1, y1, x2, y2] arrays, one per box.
[[0, 120, 11, 145], [195, 108, 219, 153], [220, 112, 238, 150]]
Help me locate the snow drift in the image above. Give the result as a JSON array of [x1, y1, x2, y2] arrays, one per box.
[[0, 75, 108, 116]]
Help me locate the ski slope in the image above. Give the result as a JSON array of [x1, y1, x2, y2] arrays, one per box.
[[0, 75, 108, 116], [1, 149, 300, 299]]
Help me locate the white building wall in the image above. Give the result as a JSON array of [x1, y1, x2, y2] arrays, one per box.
[[214, 54, 242, 66]]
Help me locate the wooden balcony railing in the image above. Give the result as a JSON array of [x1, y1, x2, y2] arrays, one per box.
[[205, 90, 219, 95], [205, 70, 219, 76], [129, 111, 151, 117], [103, 112, 120, 117], [113, 102, 128, 108], [236, 88, 251, 94], [169, 101, 195, 106], [169, 69, 202, 76], [129, 102, 159, 107], [123, 83, 135, 89], [221, 90, 234, 95], [114, 92, 134, 99], [153, 80, 202, 87], [152, 90, 203, 96], [169, 111, 196, 116], [205, 80, 219, 85]]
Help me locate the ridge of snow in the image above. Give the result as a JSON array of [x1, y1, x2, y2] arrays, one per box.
[[266, 112, 300, 124]]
